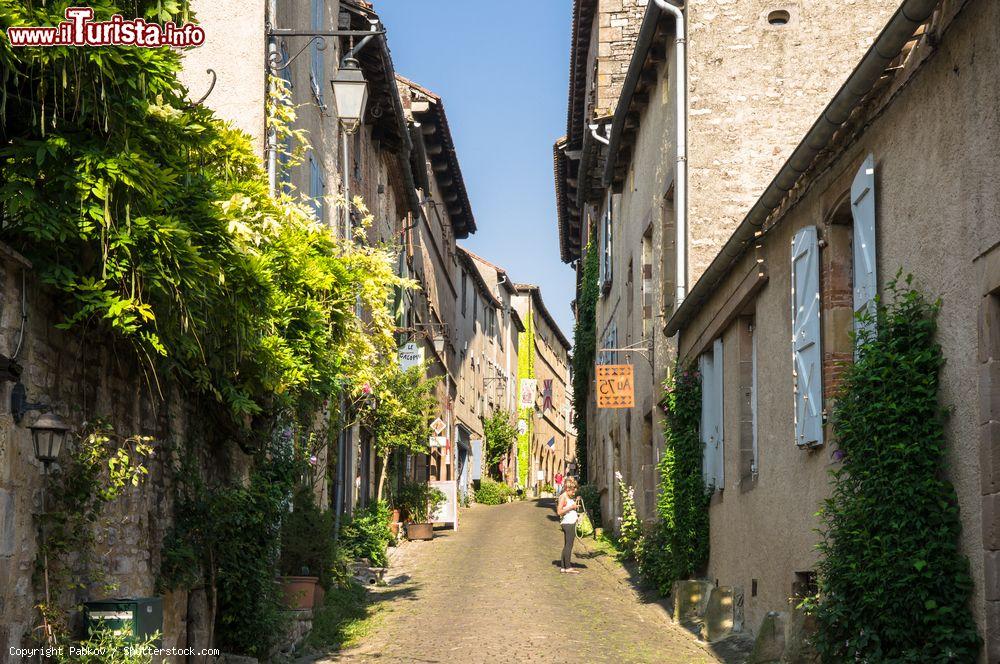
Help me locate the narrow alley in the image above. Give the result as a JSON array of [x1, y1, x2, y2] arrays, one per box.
[[324, 501, 719, 664]]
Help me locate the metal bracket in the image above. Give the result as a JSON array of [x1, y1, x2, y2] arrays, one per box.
[[11, 382, 49, 425], [598, 340, 654, 367], [187, 69, 217, 108], [265, 25, 385, 74]]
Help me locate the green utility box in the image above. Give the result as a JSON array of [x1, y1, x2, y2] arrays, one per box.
[[83, 597, 163, 645]]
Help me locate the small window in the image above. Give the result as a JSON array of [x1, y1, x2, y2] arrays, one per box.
[[461, 272, 468, 317], [767, 9, 790, 25]]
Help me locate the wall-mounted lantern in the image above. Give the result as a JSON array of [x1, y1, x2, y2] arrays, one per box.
[[11, 382, 70, 465], [330, 57, 369, 135]]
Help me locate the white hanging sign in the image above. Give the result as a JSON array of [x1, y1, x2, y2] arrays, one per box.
[[397, 342, 424, 371], [519, 379, 537, 409]]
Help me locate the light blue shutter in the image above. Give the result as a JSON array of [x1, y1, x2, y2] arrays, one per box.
[[471, 440, 483, 480], [712, 338, 724, 488], [791, 226, 823, 447], [309, 155, 322, 221], [700, 352, 715, 487], [851, 154, 877, 338], [310, 0, 325, 105], [700, 342, 723, 490]]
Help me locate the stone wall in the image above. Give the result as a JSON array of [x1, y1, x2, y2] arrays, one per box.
[[686, 0, 902, 287], [595, 0, 648, 118], [0, 243, 241, 657]]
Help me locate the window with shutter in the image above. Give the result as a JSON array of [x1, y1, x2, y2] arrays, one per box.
[[791, 226, 824, 447], [851, 154, 878, 338]]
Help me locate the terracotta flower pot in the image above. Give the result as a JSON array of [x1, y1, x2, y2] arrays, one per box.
[[280, 576, 319, 610], [390, 522, 401, 537], [390, 508, 401, 523], [406, 522, 434, 541]]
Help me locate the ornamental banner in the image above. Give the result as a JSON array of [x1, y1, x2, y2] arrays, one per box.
[[519, 379, 537, 409], [596, 364, 635, 409], [541, 379, 554, 411]]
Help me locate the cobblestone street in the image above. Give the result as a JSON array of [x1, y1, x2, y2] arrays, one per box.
[[322, 499, 720, 663]]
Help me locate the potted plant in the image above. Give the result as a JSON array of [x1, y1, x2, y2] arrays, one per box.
[[397, 481, 446, 541], [278, 486, 335, 609]]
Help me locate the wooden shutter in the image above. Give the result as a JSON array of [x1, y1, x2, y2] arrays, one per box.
[[851, 154, 878, 337], [791, 226, 823, 447], [700, 352, 716, 488], [471, 439, 483, 481], [700, 341, 724, 490]]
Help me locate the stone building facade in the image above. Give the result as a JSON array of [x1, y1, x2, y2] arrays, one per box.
[[557, 0, 902, 526], [664, 0, 999, 651], [512, 286, 575, 491]]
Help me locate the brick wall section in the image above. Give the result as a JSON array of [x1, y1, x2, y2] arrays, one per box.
[[595, 0, 647, 117], [820, 223, 855, 403]]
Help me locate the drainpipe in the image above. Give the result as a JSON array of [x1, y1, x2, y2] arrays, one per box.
[[589, 123, 610, 146], [652, 0, 688, 307], [266, 0, 278, 195]]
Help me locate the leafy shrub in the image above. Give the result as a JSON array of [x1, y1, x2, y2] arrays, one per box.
[[638, 368, 710, 596], [475, 479, 512, 505], [577, 484, 602, 526], [55, 625, 161, 664], [481, 411, 518, 479], [394, 481, 446, 523], [279, 486, 336, 589], [810, 278, 980, 662], [339, 501, 393, 568], [615, 472, 643, 560], [541, 483, 555, 494], [306, 581, 376, 651]]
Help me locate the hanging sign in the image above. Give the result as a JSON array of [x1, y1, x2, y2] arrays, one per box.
[[541, 379, 554, 411], [430, 418, 446, 435], [429, 436, 448, 448], [519, 379, 537, 409], [596, 364, 635, 409], [517, 419, 528, 436], [397, 342, 424, 371]]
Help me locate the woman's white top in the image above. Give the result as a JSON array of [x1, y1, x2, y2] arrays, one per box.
[[560, 497, 579, 525]]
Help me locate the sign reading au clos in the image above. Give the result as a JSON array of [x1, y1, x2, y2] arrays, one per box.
[[596, 364, 635, 409]]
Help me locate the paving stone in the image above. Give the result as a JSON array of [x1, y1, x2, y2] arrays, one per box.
[[310, 500, 721, 663]]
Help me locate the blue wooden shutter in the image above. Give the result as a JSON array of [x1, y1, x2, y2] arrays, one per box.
[[310, 0, 325, 104], [791, 226, 823, 447], [700, 342, 723, 490], [851, 154, 877, 338], [712, 338, 724, 488]]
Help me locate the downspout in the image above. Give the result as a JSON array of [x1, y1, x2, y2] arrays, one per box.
[[589, 123, 610, 146], [266, 0, 278, 195], [652, 0, 688, 308]]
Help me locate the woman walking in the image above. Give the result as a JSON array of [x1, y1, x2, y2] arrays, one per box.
[[557, 477, 581, 574]]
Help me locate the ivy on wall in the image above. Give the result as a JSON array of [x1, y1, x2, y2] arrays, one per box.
[[0, 1, 408, 654], [571, 238, 599, 481], [809, 277, 980, 662], [516, 311, 535, 487], [638, 368, 710, 596]]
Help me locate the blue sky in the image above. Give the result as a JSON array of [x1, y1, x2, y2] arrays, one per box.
[[375, 0, 576, 342]]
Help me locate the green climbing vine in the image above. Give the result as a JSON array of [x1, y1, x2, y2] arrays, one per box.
[[481, 409, 518, 480], [638, 367, 710, 596], [516, 310, 535, 487], [571, 238, 599, 481], [808, 277, 980, 662]]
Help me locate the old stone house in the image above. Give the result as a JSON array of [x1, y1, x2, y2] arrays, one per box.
[[664, 0, 1000, 652], [459, 249, 525, 486], [511, 286, 575, 491], [557, 0, 903, 526]]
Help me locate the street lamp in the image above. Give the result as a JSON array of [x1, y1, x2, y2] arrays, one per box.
[[330, 57, 369, 135], [30, 411, 70, 467]]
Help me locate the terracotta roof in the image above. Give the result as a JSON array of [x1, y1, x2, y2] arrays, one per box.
[[397, 74, 477, 238]]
